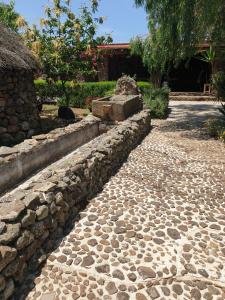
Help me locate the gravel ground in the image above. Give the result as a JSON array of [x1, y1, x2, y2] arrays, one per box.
[[21, 101, 225, 300]]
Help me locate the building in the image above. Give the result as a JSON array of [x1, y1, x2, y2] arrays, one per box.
[[97, 43, 149, 82], [0, 23, 40, 146], [97, 43, 224, 92]]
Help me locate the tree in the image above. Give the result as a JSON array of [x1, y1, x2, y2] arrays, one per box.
[[0, 0, 26, 32], [24, 0, 111, 107], [131, 0, 225, 87]]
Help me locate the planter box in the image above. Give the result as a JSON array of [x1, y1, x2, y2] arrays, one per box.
[[92, 95, 142, 121]]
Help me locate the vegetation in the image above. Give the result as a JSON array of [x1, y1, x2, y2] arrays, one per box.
[[132, 0, 225, 86], [35, 80, 151, 108], [212, 71, 225, 101], [0, 0, 27, 32], [23, 0, 111, 108], [205, 118, 225, 142], [143, 87, 170, 118]]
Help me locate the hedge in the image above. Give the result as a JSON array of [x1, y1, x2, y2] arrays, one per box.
[[35, 79, 152, 108]]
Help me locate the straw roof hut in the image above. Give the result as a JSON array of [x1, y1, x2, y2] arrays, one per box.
[[0, 22, 40, 146], [0, 22, 38, 71]]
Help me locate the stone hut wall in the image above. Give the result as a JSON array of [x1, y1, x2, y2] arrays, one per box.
[[0, 110, 151, 299], [0, 71, 40, 146]]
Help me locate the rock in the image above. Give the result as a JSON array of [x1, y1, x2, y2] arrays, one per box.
[[0, 146, 18, 157], [81, 255, 94, 267], [198, 269, 209, 278], [0, 275, 5, 292], [112, 269, 125, 280], [55, 192, 64, 206], [58, 106, 75, 120], [21, 210, 36, 227], [128, 273, 137, 282], [88, 214, 98, 222], [147, 287, 160, 299], [23, 193, 40, 209], [115, 75, 140, 96], [0, 127, 7, 134], [31, 221, 45, 238], [117, 291, 129, 300], [172, 284, 183, 295], [0, 246, 17, 272], [161, 287, 170, 296], [3, 278, 14, 299], [137, 266, 156, 279], [0, 223, 21, 245], [21, 121, 30, 131], [0, 200, 25, 222], [36, 205, 49, 221], [87, 239, 97, 247], [167, 228, 181, 240], [0, 133, 14, 146], [57, 255, 67, 263], [34, 182, 56, 193], [2, 257, 19, 277], [0, 222, 6, 234], [95, 264, 110, 274], [106, 282, 118, 295], [114, 227, 127, 234], [191, 288, 201, 300], [16, 230, 34, 250], [136, 293, 148, 300]]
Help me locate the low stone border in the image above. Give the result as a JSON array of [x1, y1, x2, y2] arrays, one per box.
[[0, 110, 151, 299], [0, 115, 100, 195]]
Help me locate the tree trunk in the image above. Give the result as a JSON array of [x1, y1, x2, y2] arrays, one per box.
[[61, 80, 70, 107], [151, 71, 162, 88]]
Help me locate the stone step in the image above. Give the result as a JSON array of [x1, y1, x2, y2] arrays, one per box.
[[170, 92, 207, 96], [169, 95, 217, 101]]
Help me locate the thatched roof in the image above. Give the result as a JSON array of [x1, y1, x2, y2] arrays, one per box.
[[0, 22, 38, 71]]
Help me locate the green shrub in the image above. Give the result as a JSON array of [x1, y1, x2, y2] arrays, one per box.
[[205, 118, 225, 141], [35, 80, 152, 108], [143, 86, 170, 118], [212, 71, 225, 101]]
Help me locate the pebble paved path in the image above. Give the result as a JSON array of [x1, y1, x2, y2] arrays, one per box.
[[22, 102, 225, 299]]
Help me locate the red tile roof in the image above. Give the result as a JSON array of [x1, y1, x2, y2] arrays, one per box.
[[97, 43, 130, 50]]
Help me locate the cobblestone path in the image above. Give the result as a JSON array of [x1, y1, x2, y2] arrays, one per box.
[[23, 102, 225, 299]]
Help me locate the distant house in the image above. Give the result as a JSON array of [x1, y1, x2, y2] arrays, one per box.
[[97, 43, 149, 82], [0, 22, 40, 146], [97, 43, 225, 92]]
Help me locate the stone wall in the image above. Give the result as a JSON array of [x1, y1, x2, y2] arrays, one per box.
[[0, 115, 100, 195], [0, 71, 40, 146], [0, 110, 151, 299]]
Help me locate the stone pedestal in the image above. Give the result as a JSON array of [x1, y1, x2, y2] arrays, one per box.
[[92, 95, 142, 121]]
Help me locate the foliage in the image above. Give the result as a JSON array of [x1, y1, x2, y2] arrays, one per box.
[[0, 0, 27, 32], [131, 34, 167, 87], [24, 0, 111, 107], [218, 103, 225, 119], [197, 46, 216, 76], [143, 86, 170, 118], [133, 0, 225, 83], [212, 71, 225, 101], [35, 80, 152, 108], [205, 118, 225, 142]]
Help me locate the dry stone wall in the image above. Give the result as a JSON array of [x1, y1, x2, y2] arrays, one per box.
[[0, 71, 40, 146], [0, 115, 100, 194], [0, 110, 151, 299]]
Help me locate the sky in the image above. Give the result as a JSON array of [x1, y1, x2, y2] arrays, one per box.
[[2, 0, 148, 42]]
